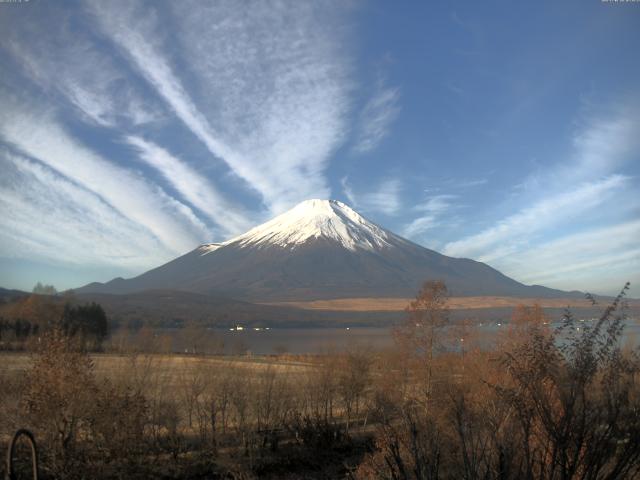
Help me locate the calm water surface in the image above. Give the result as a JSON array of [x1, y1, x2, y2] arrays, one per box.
[[158, 321, 640, 355]]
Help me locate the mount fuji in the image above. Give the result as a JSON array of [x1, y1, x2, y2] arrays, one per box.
[[77, 199, 572, 301]]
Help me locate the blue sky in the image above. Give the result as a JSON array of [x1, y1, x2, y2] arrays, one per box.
[[0, 0, 638, 296]]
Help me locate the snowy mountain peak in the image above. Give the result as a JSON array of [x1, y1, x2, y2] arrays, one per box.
[[225, 199, 396, 251]]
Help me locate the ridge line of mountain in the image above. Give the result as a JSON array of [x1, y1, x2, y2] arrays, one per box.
[[73, 199, 589, 301]]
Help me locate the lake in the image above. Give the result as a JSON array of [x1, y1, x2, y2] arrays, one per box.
[[113, 320, 640, 355]]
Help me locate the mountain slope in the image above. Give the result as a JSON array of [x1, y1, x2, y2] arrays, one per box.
[[0, 287, 30, 302], [77, 199, 575, 300]]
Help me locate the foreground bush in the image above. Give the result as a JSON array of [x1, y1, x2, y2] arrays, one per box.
[[356, 282, 640, 480]]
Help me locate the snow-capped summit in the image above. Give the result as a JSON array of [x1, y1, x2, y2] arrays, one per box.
[[226, 199, 397, 251]]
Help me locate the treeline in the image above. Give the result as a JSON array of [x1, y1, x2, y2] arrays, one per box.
[[0, 294, 109, 351], [32, 282, 58, 296], [1, 282, 639, 479]]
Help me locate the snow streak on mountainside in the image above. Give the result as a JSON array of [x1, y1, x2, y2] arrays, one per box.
[[223, 199, 397, 251], [197, 243, 222, 255]]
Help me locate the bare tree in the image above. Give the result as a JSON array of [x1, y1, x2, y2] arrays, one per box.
[[337, 347, 372, 433], [394, 280, 450, 406]]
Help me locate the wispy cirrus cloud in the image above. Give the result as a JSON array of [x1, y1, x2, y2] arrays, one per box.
[[0, 0, 364, 282], [403, 216, 438, 239], [403, 194, 458, 239], [443, 174, 629, 261], [126, 136, 252, 236], [342, 177, 402, 215], [515, 99, 640, 195], [89, 0, 354, 213], [0, 151, 172, 269], [572, 100, 640, 176], [447, 178, 488, 189], [352, 82, 401, 154], [0, 103, 209, 255], [2, 4, 161, 128], [441, 99, 640, 295], [422, 177, 487, 195], [491, 220, 640, 295], [415, 195, 459, 214]]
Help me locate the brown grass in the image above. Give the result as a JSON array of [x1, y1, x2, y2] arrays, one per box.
[[0, 352, 314, 382], [261, 296, 611, 311]]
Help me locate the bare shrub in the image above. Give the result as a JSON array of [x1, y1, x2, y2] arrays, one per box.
[[358, 282, 640, 480], [89, 382, 148, 462], [492, 283, 640, 479], [21, 329, 97, 477]]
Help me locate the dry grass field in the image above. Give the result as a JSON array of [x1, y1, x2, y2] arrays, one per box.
[[0, 351, 314, 381], [0, 348, 367, 479], [263, 296, 610, 311]]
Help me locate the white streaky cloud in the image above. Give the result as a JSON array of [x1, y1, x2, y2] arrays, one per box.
[[421, 178, 487, 194], [125, 136, 252, 236], [492, 220, 640, 295], [403, 194, 458, 238], [457, 98, 640, 294], [516, 100, 640, 195], [87, 2, 241, 167], [443, 175, 629, 261], [0, 151, 172, 269], [3, 8, 161, 128], [87, 0, 353, 213], [0, 105, 209, 254], [449, 178, 488, 188], [341, 178, 402, 215], [353, 84, 401, 154], [415, 194, 458, 214], [341, 177, 359, 209], [403, 215, 438, 239], [363, 179, 403, 215], [572, 101, 640, 175], [171, 0, 353, 213]]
